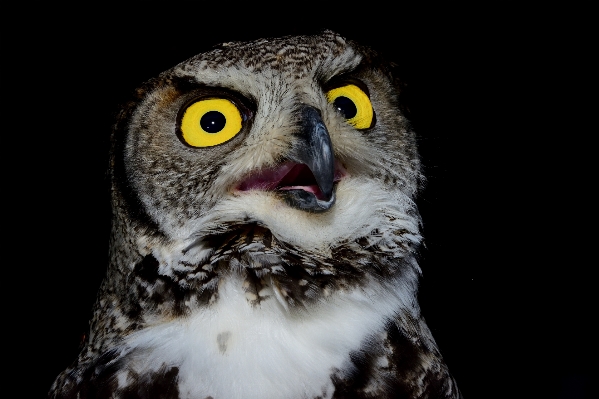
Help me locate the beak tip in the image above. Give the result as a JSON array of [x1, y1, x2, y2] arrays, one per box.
[[318, 184, 334, 202]]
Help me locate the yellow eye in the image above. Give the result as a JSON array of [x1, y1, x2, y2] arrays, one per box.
[[326, 84, 373, 129], [179, 98, 243, 147]]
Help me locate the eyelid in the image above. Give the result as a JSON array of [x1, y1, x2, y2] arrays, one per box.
[[323, 76, 371, 97], [179, 90, 254, 120]]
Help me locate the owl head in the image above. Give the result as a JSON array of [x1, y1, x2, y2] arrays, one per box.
[[110, 30, 422, 258]]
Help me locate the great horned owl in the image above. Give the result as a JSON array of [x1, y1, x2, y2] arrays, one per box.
[[48, 30, 462, 399]]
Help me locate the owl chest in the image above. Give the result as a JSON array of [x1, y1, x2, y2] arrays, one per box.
[[119, 277, 397, 399]]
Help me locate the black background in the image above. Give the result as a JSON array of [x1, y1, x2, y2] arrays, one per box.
[[15, 5, 590, 399]]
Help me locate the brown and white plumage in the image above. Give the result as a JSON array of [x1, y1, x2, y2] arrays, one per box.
[[48, 30, 462, 399]]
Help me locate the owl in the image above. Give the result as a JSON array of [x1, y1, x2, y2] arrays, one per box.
[[48, 30, 462, 399]]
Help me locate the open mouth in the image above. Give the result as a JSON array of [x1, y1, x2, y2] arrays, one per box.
[[235, 161, 347, 201]]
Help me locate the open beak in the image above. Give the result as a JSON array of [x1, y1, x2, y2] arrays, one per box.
[[236, 105, 344, 212]]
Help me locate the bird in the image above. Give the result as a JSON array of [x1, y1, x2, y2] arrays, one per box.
[[48, 30, 463, 399]]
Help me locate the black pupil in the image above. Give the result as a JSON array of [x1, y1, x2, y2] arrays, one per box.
[[200, 111, 226, 133], [333, 96, 357, 119]]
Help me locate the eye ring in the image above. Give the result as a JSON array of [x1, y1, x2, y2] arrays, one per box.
[[179, 98, 243, 147], [326, 84, 374, 129]]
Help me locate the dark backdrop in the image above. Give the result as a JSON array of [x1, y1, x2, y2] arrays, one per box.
[[21, 5, 589, 399]]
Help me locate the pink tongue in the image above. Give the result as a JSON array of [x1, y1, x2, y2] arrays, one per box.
[[278, 184, 324, 199], [236, 162, 297, 191]]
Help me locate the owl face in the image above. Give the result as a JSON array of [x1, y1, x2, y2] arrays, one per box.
[[114, 31, 421, 253]]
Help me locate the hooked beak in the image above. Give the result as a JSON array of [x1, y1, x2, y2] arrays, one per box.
[[236, 105, 343, 212]]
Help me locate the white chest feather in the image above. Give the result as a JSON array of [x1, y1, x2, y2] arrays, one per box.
[[119, 276, 409, 399]]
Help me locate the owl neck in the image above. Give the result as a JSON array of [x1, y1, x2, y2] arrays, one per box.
[[86, 204, 422, 357]]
